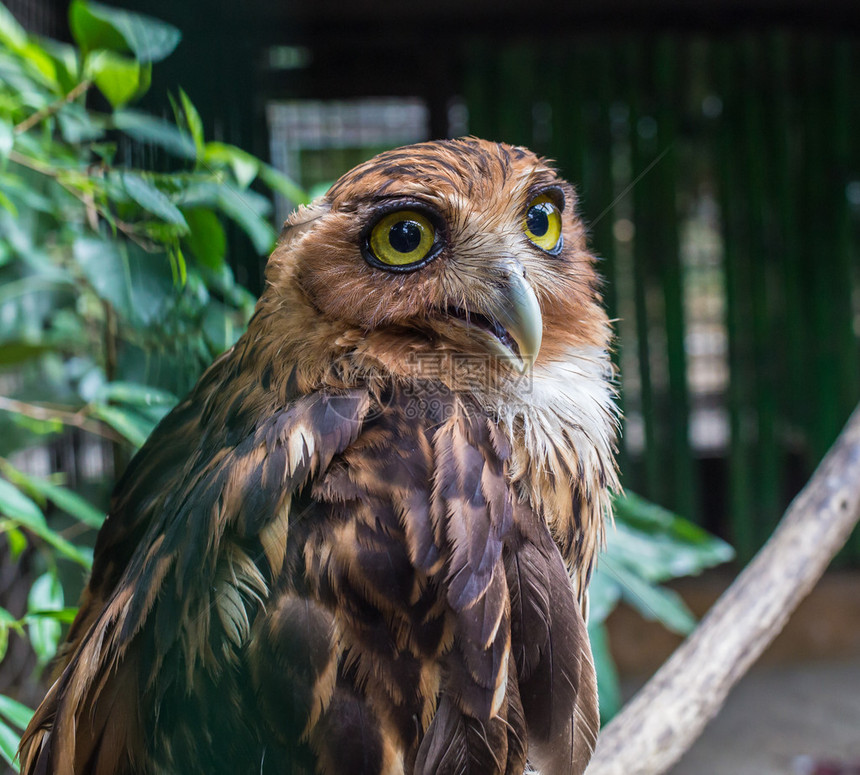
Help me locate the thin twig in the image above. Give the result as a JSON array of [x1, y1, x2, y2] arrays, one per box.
[[0, 396, 124, 443], [14, 80, 93, 135]]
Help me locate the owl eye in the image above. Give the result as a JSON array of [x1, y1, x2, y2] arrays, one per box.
[[367, 210, 437, 268], [523, 194, 563, 254]]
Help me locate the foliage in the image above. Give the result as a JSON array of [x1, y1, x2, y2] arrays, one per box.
[[0, 1, 733, 767], [0, 1, 306, 768], [589, 492, 734, 720]]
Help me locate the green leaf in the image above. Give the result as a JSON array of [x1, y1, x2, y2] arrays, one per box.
[[203, 142, 259, 188], [0, 188, 16, 217], [28, 571, 63, 664], [56, 101, 107, 143], [112, 109, 195, 159], [7, 414, 62, 438], [0, 694, 34, 732], [0, 478, 45, 528], [0, 173, 54, 215], [0, 3, 27, 52], [120, 172, 187, 228], [202, 300, 244, 352], [5, 527, 27, 559], [26, 607, 79, 624], [0, 608, 15, 625], [179, 87, 204, 154], [179, 178, 275, 251], [0, 717, 21, 772], [13, 474, 105, 529], [95, 381, 177, 409], [0, 608, 11, 663], [74, 237, 174, 326], [587, 621, 622, 722], [18, 41, 59, 89], [214, 187, 276, 254], [182, 208, 226, 269], [73, 236, 129, 316], [586, 565, 622, 624], [4, 517, 91, 568], [40, 532, 93, 568], [609, 560, 698, 635], [90, 404, 151, 447], [610, 492, 734, 583], [87, 49, 151, 108], [70, 0, 125, 56], [0, 479, 90, 567], [70, 0, 181, 63], [258, 163, 309, 205], [0, 7, 59, 89], [0, 119, 12, 160], [40, 38, 81, 94]]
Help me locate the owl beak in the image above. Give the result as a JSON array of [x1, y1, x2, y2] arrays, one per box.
[[442, 263, 542, 372], [489, 265, 543, 372]]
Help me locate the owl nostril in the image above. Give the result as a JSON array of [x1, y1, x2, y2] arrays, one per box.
[[499, 259, 527, 283]]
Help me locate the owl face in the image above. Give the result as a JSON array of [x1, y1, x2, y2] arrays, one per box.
[[263, 138, 608, 391]]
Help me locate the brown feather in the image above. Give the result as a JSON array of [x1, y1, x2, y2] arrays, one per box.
[[20, 138, 617, 775]]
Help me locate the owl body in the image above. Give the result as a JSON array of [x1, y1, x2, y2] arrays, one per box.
[[20, 139, 618, 775]]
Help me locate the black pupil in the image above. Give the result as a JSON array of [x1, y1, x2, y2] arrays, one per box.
[[389, 220, 422, 253], [527, 205, 550, 237]]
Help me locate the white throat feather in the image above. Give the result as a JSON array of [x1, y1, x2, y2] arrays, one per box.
[[491, 345, 621, 591]]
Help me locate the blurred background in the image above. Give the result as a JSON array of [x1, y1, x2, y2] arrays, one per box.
[[2, 1, 859, 772], [18, 0, 858, 559]]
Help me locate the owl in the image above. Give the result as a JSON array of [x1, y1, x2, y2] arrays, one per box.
[[19, 138, 619, 775]]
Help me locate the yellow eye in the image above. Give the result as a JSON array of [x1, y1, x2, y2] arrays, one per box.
[[368, 210, 437, 268], [523, 194, 563, 253]]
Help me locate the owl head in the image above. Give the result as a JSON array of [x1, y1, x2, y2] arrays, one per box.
[[256, 137, 610, 396]]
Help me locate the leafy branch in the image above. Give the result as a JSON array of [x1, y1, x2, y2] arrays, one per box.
[[13, 79, 93, 134], [0, 3, 309, 766]]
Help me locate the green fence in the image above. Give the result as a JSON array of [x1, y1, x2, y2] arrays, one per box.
[[462, 31, 860, 561]]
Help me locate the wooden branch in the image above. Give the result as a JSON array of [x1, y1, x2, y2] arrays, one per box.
[[587, 403, 860, 775]]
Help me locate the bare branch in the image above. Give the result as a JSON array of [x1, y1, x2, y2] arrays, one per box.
[[588, 403, 860, 775]]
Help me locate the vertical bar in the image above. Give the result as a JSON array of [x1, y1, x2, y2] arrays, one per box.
[[628, 39, 663, 505], [715, 39, 756, 560], [462, 36, 496, 141], [655, 35, 697, 521], [741, 36, 781, 544], [770, 31, 808, 479], [589, 45, 630, 481], [816, 37, 860, 563], [548, 41, 585, 185], [829, 41, 859, 431], [802, 37, 842, 465], [496, 42, 536, 148]]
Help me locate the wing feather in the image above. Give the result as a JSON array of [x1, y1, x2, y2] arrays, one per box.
[[18, 353, 371, 774], [509, 523, 597, 774]]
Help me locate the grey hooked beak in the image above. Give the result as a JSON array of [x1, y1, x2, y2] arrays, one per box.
[[485, 265, 543, 372]]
